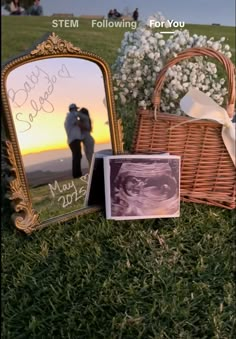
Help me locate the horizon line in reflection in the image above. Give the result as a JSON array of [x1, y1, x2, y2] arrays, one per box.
[[21, 139, 111, 156], [22, 142, 112, 168]]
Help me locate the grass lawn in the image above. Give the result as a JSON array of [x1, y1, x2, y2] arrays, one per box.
[[1, 17, 236, 338]]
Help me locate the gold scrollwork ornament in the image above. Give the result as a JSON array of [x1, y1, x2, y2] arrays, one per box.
[[3, 140, 40, 234], [31, 32, 81, 56]]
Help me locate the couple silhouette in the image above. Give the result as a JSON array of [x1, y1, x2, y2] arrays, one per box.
[[64, 104, 94, 179]]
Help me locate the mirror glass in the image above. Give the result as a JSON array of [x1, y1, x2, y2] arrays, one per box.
[[6, 57, 112, 222]]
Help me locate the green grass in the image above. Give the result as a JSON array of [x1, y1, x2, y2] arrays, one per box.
[[2, 17, 236, 338], [1, 17, 127, 65], [2, 206, 236, 338], [1, 18, 235, 65]]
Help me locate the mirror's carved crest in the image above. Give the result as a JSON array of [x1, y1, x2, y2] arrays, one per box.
[[31, 32, 81, 56], [3, 141, 40, 234]]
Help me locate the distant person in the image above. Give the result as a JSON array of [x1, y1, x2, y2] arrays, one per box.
[[9, 0, 25, 15], [28, 0, 43, 16], [77, 107, 95, 168], [113, 9, 122, 18], [64, 103, 83, 179], [132, 8, 139, 21], [108, 9, 114, 19]]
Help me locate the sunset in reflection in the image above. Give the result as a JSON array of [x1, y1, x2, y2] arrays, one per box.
[[6, 57, 111, 161]]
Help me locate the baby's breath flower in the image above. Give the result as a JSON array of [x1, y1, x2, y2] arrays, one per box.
[[159, 40, 165, 47], [139, 100, 146, 107], [148, 52, 155, 59], [212, 42, 220, 50], [225, 51, 232, 58], [112, 18, 231, 115], [119, 93, 126, 104]]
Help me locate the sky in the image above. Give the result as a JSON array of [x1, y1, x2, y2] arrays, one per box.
[[40, 0, 235, 26], [7, 57, 111, 155]]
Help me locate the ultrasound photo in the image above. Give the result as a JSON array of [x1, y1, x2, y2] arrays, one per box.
[[104, 154, 180, 220]]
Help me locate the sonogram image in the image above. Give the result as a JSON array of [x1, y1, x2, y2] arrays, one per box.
[[109, 158, 180, 218]]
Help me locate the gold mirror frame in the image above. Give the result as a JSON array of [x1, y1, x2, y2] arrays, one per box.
[[1, 32, 123, 234]]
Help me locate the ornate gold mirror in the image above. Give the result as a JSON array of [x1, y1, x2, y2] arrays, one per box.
[[1, 32, 123, 234]]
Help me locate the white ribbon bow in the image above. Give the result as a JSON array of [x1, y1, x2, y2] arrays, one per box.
[[180, 88, 236, 167]]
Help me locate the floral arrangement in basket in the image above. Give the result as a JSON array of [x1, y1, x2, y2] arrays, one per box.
[[112, 12, 234, 116]]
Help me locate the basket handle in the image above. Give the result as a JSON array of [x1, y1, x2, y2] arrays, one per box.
[[152, 47, 235, 118]]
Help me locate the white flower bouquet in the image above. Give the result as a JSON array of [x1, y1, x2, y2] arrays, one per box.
[[112, 13, 233, 116]]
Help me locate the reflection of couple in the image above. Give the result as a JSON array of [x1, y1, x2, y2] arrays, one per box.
[[64, 103, 95, 178]]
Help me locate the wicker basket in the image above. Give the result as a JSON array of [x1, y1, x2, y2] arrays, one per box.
[[132, 48, 236, 209]]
